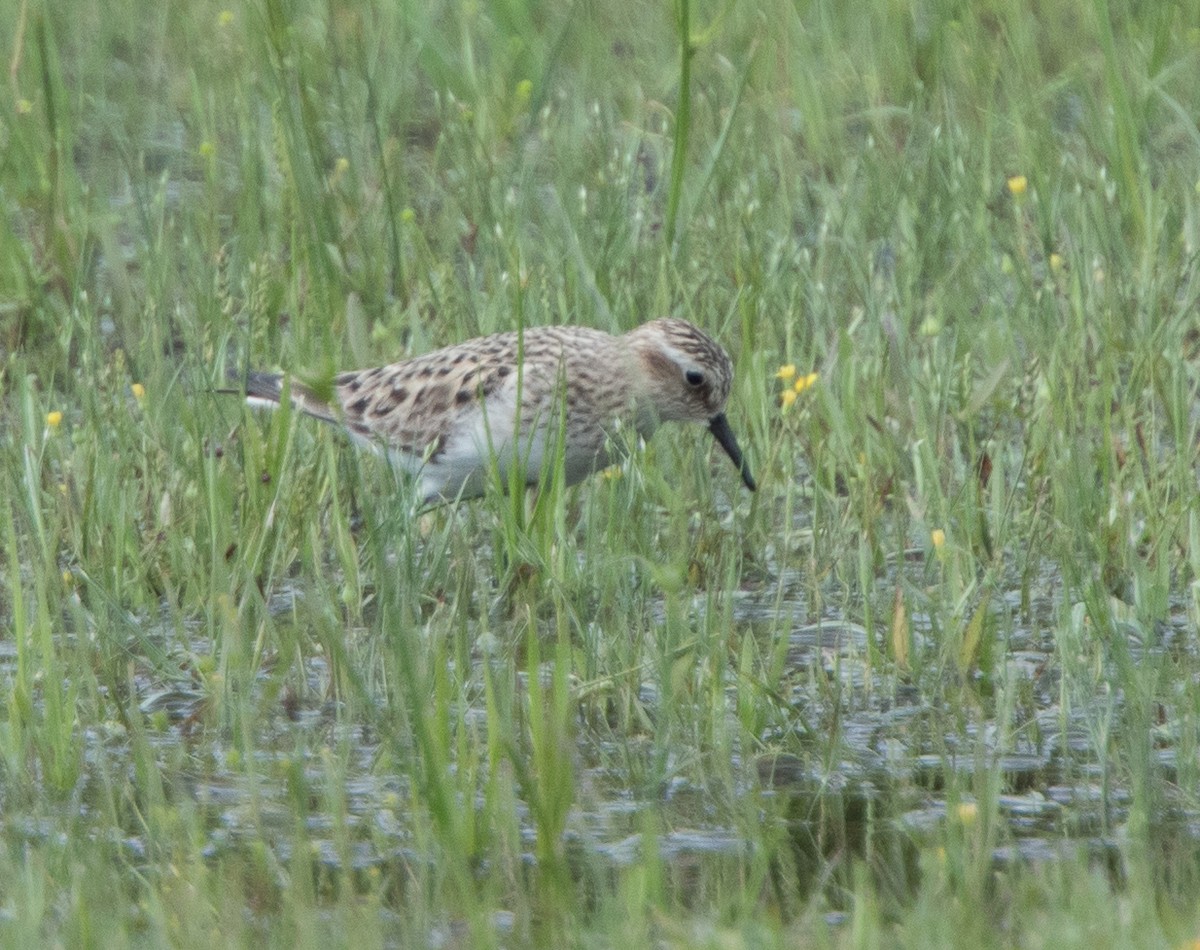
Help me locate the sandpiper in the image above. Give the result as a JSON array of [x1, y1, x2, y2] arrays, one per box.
[[230, 317, 756, 504]]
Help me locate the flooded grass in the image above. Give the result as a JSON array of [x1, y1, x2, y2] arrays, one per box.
[[3, 0, 1200, 945]]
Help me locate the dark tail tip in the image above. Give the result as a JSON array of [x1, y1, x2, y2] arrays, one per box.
[[218, 368, 285, 404], [243, 370, 285, 404]]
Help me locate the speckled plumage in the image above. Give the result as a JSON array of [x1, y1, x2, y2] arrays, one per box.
[[234, 318, 756, 503]]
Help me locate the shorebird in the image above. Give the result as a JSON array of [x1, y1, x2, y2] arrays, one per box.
[[230, 318, 756, 504]]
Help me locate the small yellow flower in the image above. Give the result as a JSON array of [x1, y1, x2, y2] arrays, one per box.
[[1006, 175, 1028, 197], [931, 529, 945, 551], [514, 79, 533, 109], [601, 465, 623, 481], [775, 364, 796, 382], [16, 98, 33, 115], [198, 140, 216, 159], [400, 207, 416, 224], [1048, 253, 1064, 273], [954, 801, 978, 825], [131, 383, 145, 401], [46, 411, 63, 429], [793, 371, 819, 394], [218, 9, 235, 27], [779, 389, 797, 410], [62, 570, 73, 586], [328, 156, 350, 188]]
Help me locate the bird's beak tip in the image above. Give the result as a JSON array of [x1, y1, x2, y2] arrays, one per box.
[[708, 413, 756, 492]]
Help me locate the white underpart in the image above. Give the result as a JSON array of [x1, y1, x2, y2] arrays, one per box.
[[408, 387, 555, 502]]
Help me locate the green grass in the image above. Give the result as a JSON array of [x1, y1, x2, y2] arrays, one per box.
[[3, 0, 1200, 945]]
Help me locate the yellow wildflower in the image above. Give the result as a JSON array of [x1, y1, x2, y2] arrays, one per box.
[[1048, 253, 1064, 273], [218, 10, 234, 27], [131, 383, 145, 401], [775, 364, 796, 382], [46, 411, 63, 429], [931, 529, 945, 551], [779, 389, 797, 410], [1006, 175, 1027, 197], [198, 140, 216, 159], [514, 79, 533, 109], [954, 802, 978, 825], [328, 156, 350, 188], [793, 372, 819, 394]]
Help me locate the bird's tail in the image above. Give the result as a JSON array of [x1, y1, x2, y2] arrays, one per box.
[[219, 369, 340, 425]]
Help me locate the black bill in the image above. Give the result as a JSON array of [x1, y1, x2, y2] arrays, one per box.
[[708, 413, 756, 492]]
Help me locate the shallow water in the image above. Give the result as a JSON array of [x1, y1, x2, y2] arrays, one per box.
[[6, 547, 1198, 921]]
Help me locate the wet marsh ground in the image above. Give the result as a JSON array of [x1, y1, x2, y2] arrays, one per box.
[[3, 0, 1200, 945]]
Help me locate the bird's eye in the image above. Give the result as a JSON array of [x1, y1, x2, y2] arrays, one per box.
[[685, 369, 705, 387]]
